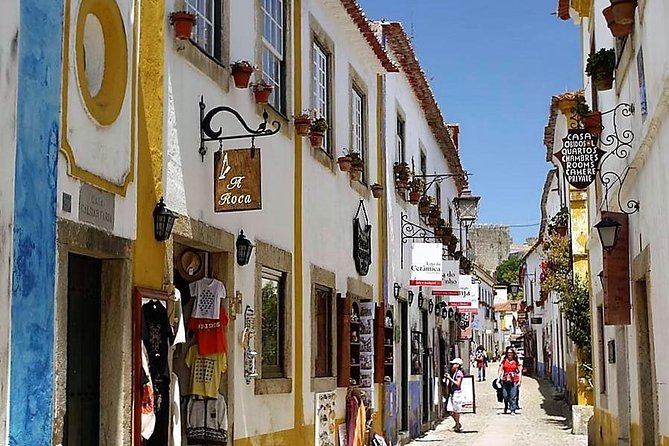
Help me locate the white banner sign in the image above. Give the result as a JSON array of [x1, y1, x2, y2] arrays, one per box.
[[410, 243, 443, 286], [448, 275, 479, 313], [431, 260, 459, 297]]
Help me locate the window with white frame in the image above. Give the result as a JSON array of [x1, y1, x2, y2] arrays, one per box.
[[262, 0, 284, 112], [312, 42, 330, 152], [396, 115, 406, 163], [185, 0, 222, 61], [351, 86, 365, 165]]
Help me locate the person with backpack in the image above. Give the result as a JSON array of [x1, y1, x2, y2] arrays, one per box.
[[498, 346, 522, 415], [474, 345, 488, 381]]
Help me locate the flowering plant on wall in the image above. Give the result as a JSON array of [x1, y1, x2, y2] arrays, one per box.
[[539, 233, 571, 297]]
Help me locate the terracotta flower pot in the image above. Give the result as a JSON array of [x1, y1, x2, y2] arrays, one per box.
[[337, 155, 352, 172], [603, 5, 633, 37], [434, 227, 444, 237], [583, 112, 602, 135], [231, 66, 254, 89], [350, 165, 363, 181], [170, 12, 196, 40], [594, 75, 614, 91], [309, 131, 324, 149], [253, 87, 272, 104], [294, 118, 311, 136], [418, 202, 430, 217], [371, 184, 384, 199], [395, 179, 408, 193], [611, 0, 637, 25], [409, 190, 421, 205]]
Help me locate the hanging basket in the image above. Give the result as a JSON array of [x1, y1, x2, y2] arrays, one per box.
[[170, 11, 196, 40]]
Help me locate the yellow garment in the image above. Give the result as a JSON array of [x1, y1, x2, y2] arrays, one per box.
[[354, 401, 366, 446], [185, 344, 227, 398]]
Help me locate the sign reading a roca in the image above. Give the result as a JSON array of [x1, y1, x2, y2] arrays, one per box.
[[554, 129, 605, 190], [214, 149, 261, 212]]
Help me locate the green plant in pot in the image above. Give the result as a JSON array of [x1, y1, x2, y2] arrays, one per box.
[[418, 196, 432, 217], [548, 206, 570, 236], [393, 162, 410, 193], [293, 110, 313, 137], [586, 48, 615, 91], [337, 148, 352, 172], [309, 117, 328, 149], [408, 177, 423, 205], [349, 151, 364, 181], [574, 96, 602, 135]]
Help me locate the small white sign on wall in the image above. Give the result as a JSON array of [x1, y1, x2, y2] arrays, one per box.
[[409, 243, 443, 286]]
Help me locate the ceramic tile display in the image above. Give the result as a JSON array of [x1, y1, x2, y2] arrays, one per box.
[[315, 391, 336, 446], [359, 301, 376, 404]]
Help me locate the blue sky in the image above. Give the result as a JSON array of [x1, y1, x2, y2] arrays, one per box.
[[358, 0, 582, 243]]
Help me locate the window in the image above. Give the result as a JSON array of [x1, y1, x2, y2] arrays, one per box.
[[185, 0, 222, 61], [420, 150, 427, 176], [435, 184, 441, 208], [261, 268, 285, 378], [396, 115, 405, 163], [312, 42, 330, 152], [314, 285, 333, 377], [351, 86, 365, 176], [262, 0, 285, 112]]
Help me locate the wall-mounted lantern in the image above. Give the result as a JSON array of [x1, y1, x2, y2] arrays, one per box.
[[408, 290, 414, 305], [236, 230, 254, 266], [393, 282, 401, 299], [595, 216, 622, 251], [153, 197, 178, 242]]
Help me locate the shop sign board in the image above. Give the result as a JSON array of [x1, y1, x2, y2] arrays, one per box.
[[457, 312, 473, 340], [409, 243, 443, 286], [554, 129, 605, 189], [431, 260, 459, 297], [448, 275, 479, 313], [530, 317, 543, 325], [79, 183, 115, 230], [214, 148, 261, 212]]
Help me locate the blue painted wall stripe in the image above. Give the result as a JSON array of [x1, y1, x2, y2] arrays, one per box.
[[9, 0, 62, 444]]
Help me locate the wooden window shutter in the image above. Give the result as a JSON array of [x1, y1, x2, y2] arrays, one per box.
[[374, 304, 385, 383], [602, 211, 631, 325], [337, 292, 352, 387]]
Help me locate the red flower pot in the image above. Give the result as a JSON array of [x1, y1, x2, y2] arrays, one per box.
[[337, 156, 352, 172], [294, 118, 312, 137], [371, 184, 384, 199], [253, 87, 272, 104], [231, 66, 254, 89], [409, 190, 421, 205], [170, 12, 195, 40], [583, 112, 602, 135], [350, 166, 363, 181], [418, 203, 430, 217], [309, 131, 324, 149], [594, 75, 614, 91], [603, 5, 633, 37], [611, 0, 637, 25]]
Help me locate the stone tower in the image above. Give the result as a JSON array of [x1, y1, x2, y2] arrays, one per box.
[[468, 224, 512, 275]]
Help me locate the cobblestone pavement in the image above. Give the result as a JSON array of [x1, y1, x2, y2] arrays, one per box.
[[405, 363, 587, 446]]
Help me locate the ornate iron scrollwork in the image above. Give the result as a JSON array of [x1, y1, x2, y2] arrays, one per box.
[[400, 213, 455, 267], [198, 96, 281, 162], [597, 103, 639, 214]]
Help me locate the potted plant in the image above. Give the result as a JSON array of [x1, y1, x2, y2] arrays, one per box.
[[309, 117, 328, 149], [230, 60, 255, 88], [548, 206, 570, 236], [408, 177, 423, 205], [574, 96, 602, 135], [293, 111, 313, 137], [418, 196, 432, 217], [252, 79, 273, 104], [610, 0, 637, 26], [602, 5, 633, 37], [371, 183, 384, 199], [428, 205, 441, 227], [393, 162, 410, 193], [170, 11, 196, 40], [586, 48, 616, 91], [349, 152, 364, 181], [337, 149, 352, 172]]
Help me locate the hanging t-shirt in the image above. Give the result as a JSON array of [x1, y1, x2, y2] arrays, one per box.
[[185, 345, 227, 398], [186, 394, 229, 446], [189, 278, 226, 320], [188, 306, 229, 356]]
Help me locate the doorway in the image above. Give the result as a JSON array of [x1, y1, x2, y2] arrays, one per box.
[[634, 279, 657, 445], [399, 300, 408, 432], [65, 254, 102, 446], [421, 309, 430, 423]]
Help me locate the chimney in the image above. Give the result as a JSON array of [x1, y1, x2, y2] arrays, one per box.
[[447, 123, 460, 151]]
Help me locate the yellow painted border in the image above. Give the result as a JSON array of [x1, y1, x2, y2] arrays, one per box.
[[75, 0, 128, 125], [60, 0, 136, 197]]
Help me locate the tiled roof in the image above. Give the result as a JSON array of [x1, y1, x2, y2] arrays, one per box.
[[558, 0, 571, 20], [543, 91, 582, 162], [381, 22, 466, 193], [340, 0, 399, 73]]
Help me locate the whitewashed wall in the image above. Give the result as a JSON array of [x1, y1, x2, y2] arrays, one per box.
[[0, 0, 19, 442]]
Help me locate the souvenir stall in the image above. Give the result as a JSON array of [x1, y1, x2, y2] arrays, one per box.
[[134, 246, 231, 446]]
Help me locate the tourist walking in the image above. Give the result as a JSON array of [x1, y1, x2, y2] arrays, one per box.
[[475, 345, 488, 381], [498, 347, 522, 415], [444, 358, 465, 432]]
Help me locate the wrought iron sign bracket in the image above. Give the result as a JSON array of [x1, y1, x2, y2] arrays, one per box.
[[400, 213, 452, 268], [199, 96, 281, 162], [597, 102, 639, 215], [413, 171, 471, 195]]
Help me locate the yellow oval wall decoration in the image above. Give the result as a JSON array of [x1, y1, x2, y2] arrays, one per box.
[[75, 0, 128, 126]]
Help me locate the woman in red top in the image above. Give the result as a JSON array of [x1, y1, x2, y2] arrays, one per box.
[[498, 347, 522, 415]]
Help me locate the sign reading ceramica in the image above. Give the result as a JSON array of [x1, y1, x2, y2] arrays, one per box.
[[410, 243, 443, 286], [214, 149, 261, 212], [555, 129, 605, 189], [79, 183, 115, 231]]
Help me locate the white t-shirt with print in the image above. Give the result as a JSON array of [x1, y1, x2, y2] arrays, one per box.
[[189, 278, 226, 320]]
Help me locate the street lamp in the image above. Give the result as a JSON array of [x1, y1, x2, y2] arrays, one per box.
[[452, 185, 481, 229], [408, 290, 414, 305], [393, 282, 401, 299], [595, 216, 621, 251], [153, 197, 178, 242], [508, 283, 520, 298], [236, 230, 254, 266]]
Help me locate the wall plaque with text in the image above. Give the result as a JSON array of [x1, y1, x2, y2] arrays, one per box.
[[554, 129, 604, 189], [214, 149, 262, 212], [79, 183, 115, 230]]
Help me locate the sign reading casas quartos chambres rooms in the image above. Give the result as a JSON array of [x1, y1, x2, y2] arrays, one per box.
[[214, 149, 261, 212], [410, 243, 443, 286], [554, 129, 605, 190]]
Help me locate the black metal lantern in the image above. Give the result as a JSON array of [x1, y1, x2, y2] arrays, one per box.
[[428, 299, 434, 314], [408, 290, 414, 305], [452, 186, 481, 228], [393, 282, 401, 299], [417, 289, 425, 309], [441, 304, 448, 319], [508, 283, 520, 298], [153, 197, 178, 242], [236, 230, 254, 266], [595, 216, 621, 251]]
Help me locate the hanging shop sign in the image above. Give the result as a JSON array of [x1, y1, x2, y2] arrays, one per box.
[[554, 129, 605, 189], [214, 148, 261, 212], [457, 312, 473, 340], [409, 243, 443, 286], [530, 317, 543, 325], [448, 275, 479, 312], [353, 200, 372, 276], [431, 260, 459, 297]]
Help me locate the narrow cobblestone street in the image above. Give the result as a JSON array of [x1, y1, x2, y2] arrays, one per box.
[[406, 362, 587, 446]]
